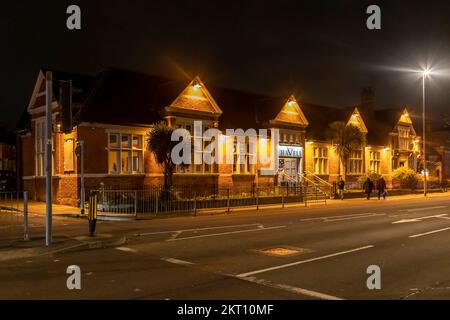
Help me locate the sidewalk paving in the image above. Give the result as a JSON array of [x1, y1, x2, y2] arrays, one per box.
[[21, 190, 450, 218]]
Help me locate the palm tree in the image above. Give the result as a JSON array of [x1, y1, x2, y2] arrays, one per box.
[[147, 122, 176, 194], [326, 121, 365, 180]]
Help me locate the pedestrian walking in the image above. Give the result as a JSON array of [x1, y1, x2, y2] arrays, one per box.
[[376, 177, 387, 200], [338, 177, 345, 200], [363, 178, 374, 200]]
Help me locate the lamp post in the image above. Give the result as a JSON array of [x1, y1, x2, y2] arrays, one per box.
[[422, 69, 430, 197]]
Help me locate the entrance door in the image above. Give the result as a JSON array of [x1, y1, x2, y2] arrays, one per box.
[[282, 158, 298, 182]]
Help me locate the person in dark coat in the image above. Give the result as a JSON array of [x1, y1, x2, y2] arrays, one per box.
[[363, 178, 374, 200], [376, 177, 387, 200], [337, 177, 345, 200]]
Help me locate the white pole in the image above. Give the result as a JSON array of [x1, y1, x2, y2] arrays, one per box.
[[423, 73, 427, 197], [45, 71, 53, 246]]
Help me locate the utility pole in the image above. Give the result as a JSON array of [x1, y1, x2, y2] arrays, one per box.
[[45, 71, 53, 246], [422, 72, 427, 197]]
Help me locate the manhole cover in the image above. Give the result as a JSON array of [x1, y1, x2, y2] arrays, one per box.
[[258, 246, 312, 257]]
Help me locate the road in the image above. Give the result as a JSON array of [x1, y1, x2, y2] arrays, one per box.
[[1, 194, 450, 300]]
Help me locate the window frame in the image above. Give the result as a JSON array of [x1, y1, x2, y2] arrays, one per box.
[[369, 150, 381, 174], [313, 146, 329, 175], [348, 149, 363, 174], [108, 132, 144, 175]]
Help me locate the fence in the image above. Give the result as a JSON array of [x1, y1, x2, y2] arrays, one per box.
[[342, 179, 447, 192], [93, 184, 327, 216], [0, 191, 29, 240]]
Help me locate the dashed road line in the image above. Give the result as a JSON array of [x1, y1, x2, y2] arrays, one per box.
[[135, 223, 262, 237], [300, 212, 382, 222], [237, 245, 374, 278], [237, 276, 343, 300], [409, 227, 450, 238], [116, 246, 138, 253], [392, 214, 448, 224], [161, 257, 195, 266], [159, 257, 343, 300], [166, 225, 286, 241], [397, 206, 447, 212], [325, 213, 385, 222]]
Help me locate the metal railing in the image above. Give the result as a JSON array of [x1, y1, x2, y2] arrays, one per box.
[[92, 184, 332, 216], [303, 171, 333, 197], [0, 191, 29, 240]]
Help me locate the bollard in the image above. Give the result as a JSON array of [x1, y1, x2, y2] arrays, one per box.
[[281, 187, 285, 209], [23, 192, 29, 241], [88, 191, 98, 237], [193, 191, 197, 216], [256, 188, 259, 210], [226, 189, 230, 213], [134, 190, 138, 217]]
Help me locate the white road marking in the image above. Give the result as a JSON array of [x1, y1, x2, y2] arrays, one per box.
[[325, 213, 385, 222], [161, 257, 194, 266], [135, 223, 262, 236], [237, 245, 374, 278], [300, 212, 381, 222], [392, 214, 448, 224], [397, 206, 447, 212], [237, 276, 343, 300], [116, 246, 137, 253], [409, 227, 450, 238], [166, 226, 286, 241]]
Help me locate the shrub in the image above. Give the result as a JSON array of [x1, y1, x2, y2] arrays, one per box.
[[358, 172, 382, 183], [392, 167, 418, 190]]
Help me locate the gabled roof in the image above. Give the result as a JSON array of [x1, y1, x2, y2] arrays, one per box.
[[167, 76, 222, 116], [28, 68, 95, 112], [21, 67, 426, 148], [270, 95, 309, 128], [346, 107, 368, 133], [365, 107, 419, 146]]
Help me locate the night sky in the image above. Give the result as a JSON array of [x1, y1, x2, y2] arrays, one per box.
[[1, 0, 450, 130]]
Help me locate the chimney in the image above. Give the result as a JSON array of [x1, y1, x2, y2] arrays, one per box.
[[360, 87, 375, 120]]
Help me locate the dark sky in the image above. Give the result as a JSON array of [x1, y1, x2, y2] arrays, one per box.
[[2, 0, 450, 130]]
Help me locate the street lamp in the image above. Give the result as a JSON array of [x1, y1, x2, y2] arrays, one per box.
[[422, 68, 430, 197]]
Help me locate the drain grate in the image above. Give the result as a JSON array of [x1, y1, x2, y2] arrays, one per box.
[[258, 246, 312, 257]]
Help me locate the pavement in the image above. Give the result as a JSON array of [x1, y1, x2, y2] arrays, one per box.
[[1, 192, 450, 299]]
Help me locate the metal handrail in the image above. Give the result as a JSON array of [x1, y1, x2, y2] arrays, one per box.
[[302, 175, 332, 198], [304, 170, 333, 187]]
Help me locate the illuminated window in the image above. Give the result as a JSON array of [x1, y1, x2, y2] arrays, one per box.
[[398, 127, 410, 150], [108, 133, 143, 174], [63, 138, 75, 172], [35, 119, 45, 176], [175, 122, 217, 174], [348, 150, 363, 174], [313, 147, 328, 174], [369, 151, 381, 174], [233, 137, 256, 174]]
